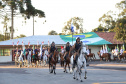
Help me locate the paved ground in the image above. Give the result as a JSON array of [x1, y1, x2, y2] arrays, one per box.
[[0, 61, 126, 84]]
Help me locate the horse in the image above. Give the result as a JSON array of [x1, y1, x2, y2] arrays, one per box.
[[64, 47, 73, 73], [118, 53, 126, 62], [27, 51, 32, 68], [86, 53, 96, 61], [15, 51, 20, 67], [70, 45, 87, 82], [97, 51, 111, 61], [59, 52, 64, 67], [43, 50, 48, 66], [49, 50, 59, 74], [19, 51, 24, 68]]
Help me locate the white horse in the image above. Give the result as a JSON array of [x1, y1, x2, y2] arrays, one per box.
[[70, 44, 87, 82], [27, 51, 31, 68], [19, 51, 24, 68], [15, 51, 19, 67], [43, 50, 48, 66]]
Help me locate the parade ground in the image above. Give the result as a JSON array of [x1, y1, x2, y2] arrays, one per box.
[[0, 61, 126, 84]]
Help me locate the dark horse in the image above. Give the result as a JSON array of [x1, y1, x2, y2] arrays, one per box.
[[49, 50, 59, 74], [64, 47, 73, 73]]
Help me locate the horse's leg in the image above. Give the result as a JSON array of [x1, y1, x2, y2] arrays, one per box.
[[68, 63, 70, 73], [84, 57, 87, 79], [53, 63, 56, 74], [73, 68, 75, 79], [65, 63, 68, 73], [76, 67, 78, 80], [79, 69, 82, 82]]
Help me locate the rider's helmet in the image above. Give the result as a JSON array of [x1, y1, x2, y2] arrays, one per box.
[[67, 42, 70, 44], [76, 37, 80, 42], [51, 41, 55, 46]]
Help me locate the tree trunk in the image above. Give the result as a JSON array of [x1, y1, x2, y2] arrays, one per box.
[[11, 4, 14, 39], [33, 16, 34, 36]]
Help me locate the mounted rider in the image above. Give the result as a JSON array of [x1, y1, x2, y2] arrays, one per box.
[[48, 41, 56, 64], [64, 42, 71, 61], [72, 37, 82, 68]]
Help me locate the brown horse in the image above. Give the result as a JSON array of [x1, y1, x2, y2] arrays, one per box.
[[64, 47, 73, 73], [97, 51, 111, 61], [59, 52, 64, 67], [118, 53, 126, 61], [87, 53, 96, 61], [49, 50, 59, 74]]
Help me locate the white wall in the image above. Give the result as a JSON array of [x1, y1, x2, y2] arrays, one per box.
[[88, 45, 101, 59], [0, 48, 12, 62]]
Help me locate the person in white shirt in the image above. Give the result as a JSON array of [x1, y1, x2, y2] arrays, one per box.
[[114, 46, 118, 56], [103, 46, 106, 53], [86, 46, 90, 55], [105, 46, 108, 53], [100, 47, 103, 57], [120, 47, 124, 55]]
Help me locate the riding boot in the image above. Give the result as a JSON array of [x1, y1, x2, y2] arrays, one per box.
[[64, 56, 66, 62]]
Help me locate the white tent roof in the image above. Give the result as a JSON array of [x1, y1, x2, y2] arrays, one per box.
[[0, 35, 66, 46]]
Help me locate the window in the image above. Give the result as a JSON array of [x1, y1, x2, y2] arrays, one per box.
[[0, 49, 10, 56]]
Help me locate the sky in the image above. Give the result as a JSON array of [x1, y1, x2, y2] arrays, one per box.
[[0, 0, 122, 37]]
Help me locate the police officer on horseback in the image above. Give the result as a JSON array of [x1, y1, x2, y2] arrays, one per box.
[[48, 41, 56, 64], [72, 37, 82, 68], [64, 42, 70, 61]]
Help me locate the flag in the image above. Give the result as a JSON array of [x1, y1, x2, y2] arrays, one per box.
[[37, 41, 39, 46], [117, 44, 119, 52], [22, 41, 24, 46], [61, 46, 64, 50], [106, 44, 110, 52], [33, 45, 35, 59], [28, 41, 30, 46], [42, 41, 44, 45], [40, 43, 43, 56], [71, 23, 74, 32], [23, 43, 26, 55], [12, 42, 14, 46], [17, 41, 19, 46], [123, 44, 125, 51], [48, 40, 50, 46]]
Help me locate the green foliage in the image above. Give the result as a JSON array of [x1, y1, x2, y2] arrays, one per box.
[[62, 17, 84, 35], [114, 17, 126, 43], [48, 30, 58, 35], [14, 34, 26, 39], [0, 34, 4, 41]]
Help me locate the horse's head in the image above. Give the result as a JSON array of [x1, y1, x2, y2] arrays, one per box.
[[81, 44, 87, 55]]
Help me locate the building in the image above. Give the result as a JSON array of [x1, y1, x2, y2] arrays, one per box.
[[0, 32, 123, 62]]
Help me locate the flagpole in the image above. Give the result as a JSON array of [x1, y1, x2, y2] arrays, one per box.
[[72, 32, 73, 45]]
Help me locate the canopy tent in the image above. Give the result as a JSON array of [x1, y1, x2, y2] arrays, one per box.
[[0, 32, 112, 46], [60, 32, 112, 45]]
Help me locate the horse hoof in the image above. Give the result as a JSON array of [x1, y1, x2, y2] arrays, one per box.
[[54, 73, 56, 75], [76, 78, 78, 80], [73, 77, 75, 79], [84, 77, 87, 79], [81, 80, 83, 82], [63, 71, 65, 73], [66, 71, 68, 73]]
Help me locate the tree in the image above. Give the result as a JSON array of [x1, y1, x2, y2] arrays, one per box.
[[0, 0, 45, 39], [0, 34, 4, 41], [114, 17, 126, 44], [62, 17, 84, 35], [48, 30, 58, 35], [14, 34, 26, 39], [92, 24, 106, 32]]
